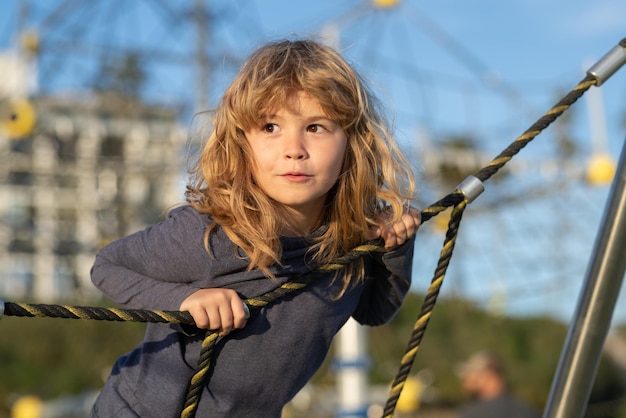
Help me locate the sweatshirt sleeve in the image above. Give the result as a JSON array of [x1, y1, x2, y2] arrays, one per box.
[[90, 206, 212, 311], [351, 235, 415, 326]]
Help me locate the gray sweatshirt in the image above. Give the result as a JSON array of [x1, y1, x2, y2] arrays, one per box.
[[90, 205, 415, 418]]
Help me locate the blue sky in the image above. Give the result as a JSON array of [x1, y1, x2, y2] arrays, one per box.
[[1, 0, 625, 325]]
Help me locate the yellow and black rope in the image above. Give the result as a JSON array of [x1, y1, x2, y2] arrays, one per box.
[[380, 72, 598, 417], [181, 242, 384, 418], [382, 199, 467, 417], [3, 301, 195, 324], [1, 242, 386, 418]]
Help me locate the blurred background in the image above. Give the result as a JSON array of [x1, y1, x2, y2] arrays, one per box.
[[1, 1, 625, 417]]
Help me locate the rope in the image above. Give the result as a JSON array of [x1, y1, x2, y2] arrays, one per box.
[[0, 72, 601, 418], [474, 75, 597, 184], [1, 243, 386, 418], [179, 243, 385, 418], [380, 73, 597, 418], [3, 302, 195, 324], [2, 244, 383, 324], [383, 199, 467, 417], [420, 73, 597, 224]]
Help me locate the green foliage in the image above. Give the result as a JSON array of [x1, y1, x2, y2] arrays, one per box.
[[1, 294, 625, 416], [368, 292, 626, 414], [0, 315, 145, 415]]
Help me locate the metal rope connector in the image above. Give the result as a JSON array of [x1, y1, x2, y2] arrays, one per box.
[[587, 41, 626, 86], [456, 175, 485, 203]]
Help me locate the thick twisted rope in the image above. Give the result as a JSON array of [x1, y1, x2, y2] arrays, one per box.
[[179, 242, 385, 418], [0, 244, 386, 418], [383, 42, 626, 414], [2, 243, 384, 324], [420, 73, 597, 224], [3, 301, 195, 324], [380, 73, 598, 417], [383, 199, 467, 417]]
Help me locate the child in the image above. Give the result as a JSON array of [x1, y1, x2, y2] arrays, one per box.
[[90, 38, 421, 418]]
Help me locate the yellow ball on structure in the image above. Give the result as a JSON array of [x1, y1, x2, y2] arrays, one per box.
[[20, 30, 40, 55], [1, 98, 37, 139], [372, 0, 400, 9], [11, 395, 43, 418], [586, 153, 616, 186], [396, 376, 422, 413]]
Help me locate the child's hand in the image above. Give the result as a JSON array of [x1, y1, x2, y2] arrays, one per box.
[[180, 288, 248, 336], [366, 206, 421, 250]]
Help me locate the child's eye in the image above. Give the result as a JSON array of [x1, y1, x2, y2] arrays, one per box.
[[307, 124, 326, 133], [262, 123, 279, 133]]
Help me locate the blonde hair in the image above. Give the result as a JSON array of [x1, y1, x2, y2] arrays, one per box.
[[187, 39, 415, 288]]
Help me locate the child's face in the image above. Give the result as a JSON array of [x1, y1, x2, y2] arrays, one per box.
[[245, 91, 347, 224]]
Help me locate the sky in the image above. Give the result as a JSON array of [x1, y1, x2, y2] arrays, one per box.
[[1, 0, 625, 326]]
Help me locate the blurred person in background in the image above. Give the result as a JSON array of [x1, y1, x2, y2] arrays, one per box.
[[457, 350, 541, 418]]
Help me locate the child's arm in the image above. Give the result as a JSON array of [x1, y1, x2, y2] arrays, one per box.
[[353, 206, 421, 325], [94, 230, 247, 334], [92, 206, 248, 334], [92, 248, 199, 312], [91, 206, 223, 312]]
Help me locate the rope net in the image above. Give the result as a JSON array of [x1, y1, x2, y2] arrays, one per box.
[[4, 38, 626, 417]]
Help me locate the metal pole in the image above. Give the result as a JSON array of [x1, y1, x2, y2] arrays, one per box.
[[335, 318, 369, 418], [195, 0, 210, 112], [542, 135, 626, 418]]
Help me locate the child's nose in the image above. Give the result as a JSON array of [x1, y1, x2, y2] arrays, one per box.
[[284, 131, 308, 160]]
